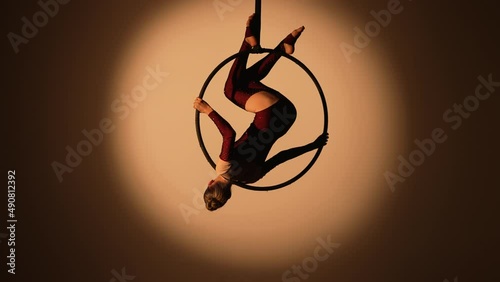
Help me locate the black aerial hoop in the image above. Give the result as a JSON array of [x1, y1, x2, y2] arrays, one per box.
[[195, 0, 328, 191]]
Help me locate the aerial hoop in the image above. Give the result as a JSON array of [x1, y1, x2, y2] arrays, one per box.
[[195, 0, 328, 191], [195, 48, 329, 191]]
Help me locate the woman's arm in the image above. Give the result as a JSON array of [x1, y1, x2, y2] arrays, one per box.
[[194, 98, 236, 161], [208, 111, 236, 161]]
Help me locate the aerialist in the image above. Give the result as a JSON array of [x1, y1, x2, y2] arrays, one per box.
[[193, 14, 328, 211]]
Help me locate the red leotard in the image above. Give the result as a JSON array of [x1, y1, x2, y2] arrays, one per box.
[[207, 29, 298, 183]]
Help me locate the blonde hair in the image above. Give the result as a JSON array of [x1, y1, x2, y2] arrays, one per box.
[[204, 181, 232, 211]]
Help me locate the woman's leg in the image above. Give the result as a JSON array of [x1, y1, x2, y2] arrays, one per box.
[[224, 15, 259, 101], [223, 37, 252, 101], [246, 26, 304, 82], [240, 98, 297, 165], [261, 133, 328, 178]]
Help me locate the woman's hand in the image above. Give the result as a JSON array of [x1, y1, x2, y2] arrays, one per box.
[[193, 98, 213, 115]]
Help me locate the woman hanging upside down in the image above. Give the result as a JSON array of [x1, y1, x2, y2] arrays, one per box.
[[193, 14, 328, 211]]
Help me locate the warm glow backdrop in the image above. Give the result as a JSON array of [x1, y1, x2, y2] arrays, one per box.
[[109, 0, 405, 268]]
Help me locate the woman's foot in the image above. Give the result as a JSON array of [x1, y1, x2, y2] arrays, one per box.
[[284, 26, 305, 54], [313, 132, 329, 148], [245, 13, 258, 47]]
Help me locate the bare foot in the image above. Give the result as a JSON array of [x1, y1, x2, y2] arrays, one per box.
[[245, 14, 258, 47], [313, 132, 329, 148], [284, 26, 305, 54]]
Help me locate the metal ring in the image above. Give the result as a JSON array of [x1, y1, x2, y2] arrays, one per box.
[[195, 48, 328, 191]]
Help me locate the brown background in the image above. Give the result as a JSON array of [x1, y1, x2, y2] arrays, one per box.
[[3, 0, 499, 282]]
